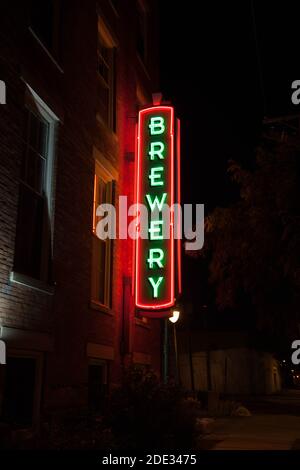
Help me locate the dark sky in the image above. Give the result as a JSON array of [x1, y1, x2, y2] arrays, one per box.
[[158, 1, 300, 211]]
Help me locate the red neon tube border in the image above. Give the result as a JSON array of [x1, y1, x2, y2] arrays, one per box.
[[135, 106, 175, 310]]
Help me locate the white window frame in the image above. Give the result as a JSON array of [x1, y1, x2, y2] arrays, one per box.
[[91, 159, 115, 310], [12, 84, 59, 286], [25, 84, 58, 221]]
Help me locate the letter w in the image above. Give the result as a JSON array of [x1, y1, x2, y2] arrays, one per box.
[[145, 193, 167, 212]]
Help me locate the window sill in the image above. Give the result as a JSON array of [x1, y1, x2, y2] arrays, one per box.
[[90, 300, 114, 316], [28, 27, 64, 74], [10, 271, 55, 295]]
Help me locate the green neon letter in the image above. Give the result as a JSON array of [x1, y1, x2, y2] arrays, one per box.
[[149, 141, 165, 160], [149, 220, 163, 240], [147, 248, 164, 269], [148, 276, 164, 298], [145, 193, 167, 212], [149, 116, 165, 135], [149, 166, 164, 186]]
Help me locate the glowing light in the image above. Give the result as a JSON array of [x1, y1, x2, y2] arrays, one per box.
[[147, 248, 164, 269], [148, 166, 164, 186], [169, 310, 180, 323], [145, 193, 167, 212], [148, 276, 164, 298], [149, 116, 165, 135], [149, 220, 164, 240], [149, 141, 165, 160]]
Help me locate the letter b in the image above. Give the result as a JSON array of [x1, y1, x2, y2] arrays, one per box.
[[149, 116, 165, 135]]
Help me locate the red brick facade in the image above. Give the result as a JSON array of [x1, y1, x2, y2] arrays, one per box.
[[0, 0, 161, 428]]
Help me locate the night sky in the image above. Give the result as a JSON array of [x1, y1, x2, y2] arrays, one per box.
[[159, 1, 300, 212]]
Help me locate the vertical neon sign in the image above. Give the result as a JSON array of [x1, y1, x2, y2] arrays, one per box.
[[135, 106, 175, 313]]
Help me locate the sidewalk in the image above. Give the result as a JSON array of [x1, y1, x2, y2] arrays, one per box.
[[198, 389, 300, 450], [200, 415, 300, 450]]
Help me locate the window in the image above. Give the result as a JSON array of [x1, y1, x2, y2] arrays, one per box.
[[1, 357, 36, 428], [91, 162, 115, 308], [137, 3, 147, 64], [97, 22, 116, 131], [14, 86, 58, 282], [29, 0, 61, 57], [88, 360, 108, 414]]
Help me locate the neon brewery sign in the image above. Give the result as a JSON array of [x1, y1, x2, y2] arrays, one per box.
[[135, 105, 181, 316]]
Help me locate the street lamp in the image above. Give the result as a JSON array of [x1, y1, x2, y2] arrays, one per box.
[[169, 310, 180, 324], [169, 309, 180, 384]]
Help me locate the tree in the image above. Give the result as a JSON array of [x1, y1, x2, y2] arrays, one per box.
[[204, 140, 300, 352]]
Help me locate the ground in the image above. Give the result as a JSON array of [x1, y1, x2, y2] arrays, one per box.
[[199, 389, 300, 450]]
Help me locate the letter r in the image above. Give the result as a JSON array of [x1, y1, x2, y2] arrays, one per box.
[[147, 248, 164, 268], [149, 141, 165, 160]]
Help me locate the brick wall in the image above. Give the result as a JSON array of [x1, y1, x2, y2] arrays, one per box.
[[0, 0, 162, 414]]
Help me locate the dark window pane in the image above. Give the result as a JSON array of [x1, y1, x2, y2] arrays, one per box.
[[23, 110, 48, 192], [14, 185, 44, 279], [25, 148, 45, 193], [88, 364, 106, 413], [2, 357, 36, 427], [34, 152, 45, 194], [26, 148, 37, 189], [137, 10, 146, 61], [98, 59, 109, 85], [97, 34, 116, 129], [99, 178, 107, 204], [98, 239, 106, 304], [98, 43, 110, 85], [30, 0, 54, 52], [37, 120, 49, 156], [110, 0, 119, 11], [98, 83, 110, 124], [29, 112, 39, 150]]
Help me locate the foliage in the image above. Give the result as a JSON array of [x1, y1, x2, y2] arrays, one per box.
[[39, 413, 115, 450], [204, 141, 300, 346], [104, 366, 199, 450]]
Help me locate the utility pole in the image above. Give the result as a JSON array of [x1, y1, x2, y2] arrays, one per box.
[[169, 310, 181, 385], [163, 318, 169, 384]]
